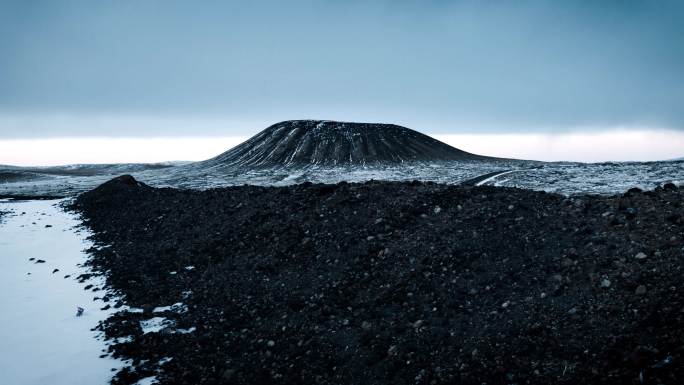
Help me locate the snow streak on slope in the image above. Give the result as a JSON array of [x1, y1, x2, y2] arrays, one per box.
[[202, 120, 487, 168]]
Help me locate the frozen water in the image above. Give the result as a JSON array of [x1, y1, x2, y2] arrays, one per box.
[[0, 199, 125, 385]]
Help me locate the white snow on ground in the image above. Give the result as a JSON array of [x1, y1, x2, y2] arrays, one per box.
[[153, 302, 187, 313], [176, 326, 196, 334], [140, 317, 174, 334], [474, 170, 521, 186], [2, 159, 683, 197], [133, 376, 158, 385], [0, 199, 125, 385]]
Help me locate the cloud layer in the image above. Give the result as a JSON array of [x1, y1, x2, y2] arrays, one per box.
[[1, 1, 682, 137]]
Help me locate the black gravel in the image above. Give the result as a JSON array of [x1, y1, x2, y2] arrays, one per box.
[[70, 175, 684, 385]]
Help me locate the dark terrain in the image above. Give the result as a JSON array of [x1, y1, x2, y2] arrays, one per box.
[[71, 175, 684, 385], [201, 120, 488, 168]]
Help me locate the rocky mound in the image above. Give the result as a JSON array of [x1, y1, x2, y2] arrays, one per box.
[[202, 120, 486, 168], [70, 177, 684, 385], [85, 174, 149, 194], [70, 174, 151, 207]]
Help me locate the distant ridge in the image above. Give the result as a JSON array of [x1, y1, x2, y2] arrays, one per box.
[[203, 120, 487, 168]]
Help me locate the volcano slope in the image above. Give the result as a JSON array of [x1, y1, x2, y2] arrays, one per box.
[[198, 120, 488, 169], [71, 176, 684, 385]]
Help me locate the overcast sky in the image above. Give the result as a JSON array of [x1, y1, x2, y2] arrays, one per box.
[[0, 1, 682, 162]]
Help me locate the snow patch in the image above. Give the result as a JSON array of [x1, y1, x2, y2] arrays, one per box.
[[140, 317, 174, 334], [153, 302, 188, 313], [133, 375, 158, 385], [0, 199, 125, 385]]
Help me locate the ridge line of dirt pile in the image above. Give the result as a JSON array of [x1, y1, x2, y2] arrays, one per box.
[[70, 175, 684, 385]]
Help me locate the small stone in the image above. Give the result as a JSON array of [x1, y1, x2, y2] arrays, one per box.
[[433, 206, 441, 214], [387, 345, 399, 356], [635, 285, 647, 295], [568, 307, 578, 315], [267, 340, 275, 347], [501, 301, 510, 308], [222, 369, 236, 381], [361, 321, 372, 330], [600, 279, 611, 288], [508, 205, 514, 210], [635, 252, 647, 260], [561, 258, 574, 267], [366, 236, 375, 241]]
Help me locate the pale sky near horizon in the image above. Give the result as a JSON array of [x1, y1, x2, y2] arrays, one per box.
[[1, 1, 683, 164]]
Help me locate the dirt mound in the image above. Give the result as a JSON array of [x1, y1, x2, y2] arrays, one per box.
[[71, 179, 684, 384]]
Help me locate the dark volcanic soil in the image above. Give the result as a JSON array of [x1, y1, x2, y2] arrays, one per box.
[[202, 120, 486, 168], [70, 176, 684, 385], [0, 170, 50, 183]]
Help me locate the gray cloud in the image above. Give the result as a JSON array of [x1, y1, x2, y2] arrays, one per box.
[[0, 0, 682, 138]]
